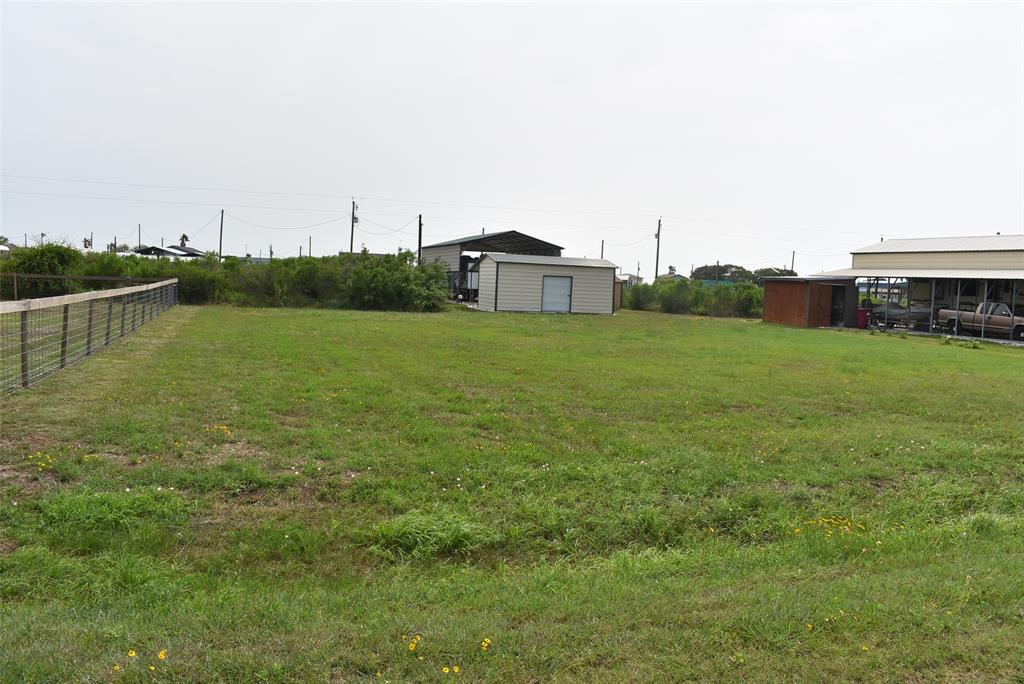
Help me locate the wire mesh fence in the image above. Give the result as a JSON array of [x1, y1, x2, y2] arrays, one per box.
[[0, 279, 178, 396]]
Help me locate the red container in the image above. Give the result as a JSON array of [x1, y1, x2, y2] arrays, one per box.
[[856, 307, 870, 329]]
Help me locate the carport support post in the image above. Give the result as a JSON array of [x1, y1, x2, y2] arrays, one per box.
[[954, 279, 961, 334], [906, 279, 911, 330], [928, 279, 936, 333], [883, 278, 890, 329], [1012, 280, 1018, 339], [980, 279, 988, 339]]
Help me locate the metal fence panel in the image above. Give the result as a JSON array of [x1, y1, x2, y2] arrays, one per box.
[[0, 279, 178, 395]]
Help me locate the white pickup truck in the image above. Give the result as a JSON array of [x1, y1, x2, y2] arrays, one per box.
[[936, 302, 1024, 340]]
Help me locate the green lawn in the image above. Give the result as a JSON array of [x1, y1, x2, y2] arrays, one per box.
[[1, 306, 1022, 682]]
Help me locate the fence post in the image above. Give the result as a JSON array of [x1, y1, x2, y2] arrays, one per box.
[[60, 304, 70, 368], [85, 300, 95, 355], [20, 310, 29, 387], [105, 298, 113, 346], [120, 295, 127, 336], [132, 298, 139, 331]]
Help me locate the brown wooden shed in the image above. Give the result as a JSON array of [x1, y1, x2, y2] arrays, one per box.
[[763, 277, 858, 328]]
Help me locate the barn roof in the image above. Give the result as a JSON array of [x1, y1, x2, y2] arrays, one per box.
[[852, 235, 1024, 254], [422, 230, 562, 255]]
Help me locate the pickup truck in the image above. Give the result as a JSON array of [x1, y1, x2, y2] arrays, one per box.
[[936, 302, 1024, 340]]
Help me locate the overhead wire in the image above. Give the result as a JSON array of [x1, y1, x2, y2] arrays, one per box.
[[225, 212, 350, 231], [2, 172, 864, 237]]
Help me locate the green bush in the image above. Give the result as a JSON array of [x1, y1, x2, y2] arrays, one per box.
[[625, 283, 657, 310], [1, 246, 449, 312], [628, 278, 763, 318]]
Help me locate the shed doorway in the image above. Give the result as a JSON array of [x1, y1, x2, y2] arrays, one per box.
[[542, 276, 572, 312], [830, 285, 846, 326]]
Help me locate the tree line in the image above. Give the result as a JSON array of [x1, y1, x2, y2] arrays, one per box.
[[0, 243, 450, 312]]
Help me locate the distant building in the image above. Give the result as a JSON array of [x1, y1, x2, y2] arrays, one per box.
[[656, 266, 687, 282], [618, 273, 643, 287]]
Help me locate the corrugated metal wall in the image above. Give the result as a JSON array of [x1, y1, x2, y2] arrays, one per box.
[[853, 251, 1024, 270], [477, 259, 497, 311], [420, 244, 462, 271]]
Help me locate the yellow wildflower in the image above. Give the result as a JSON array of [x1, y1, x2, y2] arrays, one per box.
[[113, 665, 121, 672], [442, 666, 450, 673], [149, 665, 156, 672], [453, 665, 460, 673], [127, 650, 136, 657], [158, 650, 167, 660]]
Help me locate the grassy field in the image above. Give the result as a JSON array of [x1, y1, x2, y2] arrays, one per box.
[[1, 306, 1022, 682]]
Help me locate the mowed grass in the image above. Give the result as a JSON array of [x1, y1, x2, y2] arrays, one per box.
[[1, 306, 1023, 682]]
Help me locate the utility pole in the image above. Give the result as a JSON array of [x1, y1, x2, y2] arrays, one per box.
[[90, 232, 94, 251], [417, 214, 423, 265], [161, 237, 164, 248], [600, 240, 604, 259], [218, 209, 224, 260], [654, 218, 662, 280], [269, 245, 273, 261], [299, 245, 303, 258], [308, 235, 312, 257], [790, 251, 795, 272], [113, 236, 117, 253], [138, 224, 141, 249], [350, 200, 358, 253]]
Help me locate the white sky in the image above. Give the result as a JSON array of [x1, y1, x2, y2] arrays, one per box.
[[2, 1, 1022, 276]]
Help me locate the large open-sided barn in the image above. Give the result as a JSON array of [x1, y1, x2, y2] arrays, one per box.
[[764, 235, 1024, 340], [420, 231, 563, 301]]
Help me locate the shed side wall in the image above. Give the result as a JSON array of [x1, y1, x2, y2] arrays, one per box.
[[421, 245, 462, 271], [496, 264, 614, 314], [763, 281, 810, 326], [477, 259, 497, 311]]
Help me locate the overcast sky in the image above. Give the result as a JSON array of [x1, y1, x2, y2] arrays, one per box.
[[2, 1, 1022, 275]]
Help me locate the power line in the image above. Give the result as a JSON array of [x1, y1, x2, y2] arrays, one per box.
[[189, 211, 222, 239], [1, 189, 349, 214], [2, 188, 866, 248], [224, 212, 351, 231], [2, 172, 865, 236], [357, 215, 419, 235]]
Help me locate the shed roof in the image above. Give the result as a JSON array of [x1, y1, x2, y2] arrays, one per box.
[[852, 235, 1024, 254], [473, 253, 617, 269], [814, 267, 1024, 280], [422, 230, 563, 254]]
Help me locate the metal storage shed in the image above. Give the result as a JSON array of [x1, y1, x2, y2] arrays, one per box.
[[472, 254, 618, 314]]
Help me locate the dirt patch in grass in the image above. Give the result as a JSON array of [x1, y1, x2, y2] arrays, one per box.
[[0, 463, 53, 493], [0, 537, 17, 555], [217, 440, 271, 462]]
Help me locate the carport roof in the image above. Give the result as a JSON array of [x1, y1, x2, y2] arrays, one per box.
[[422, 230, 563, 254], [814, 268, 1024, 280], [852, 235, 1024, 254]]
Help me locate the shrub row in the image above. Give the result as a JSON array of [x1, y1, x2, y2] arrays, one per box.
[[0, 244, 449, 312], [625, 278, 763, 317]]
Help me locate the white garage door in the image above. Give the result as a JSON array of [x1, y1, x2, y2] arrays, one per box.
[[541, 276, 572, 312]]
